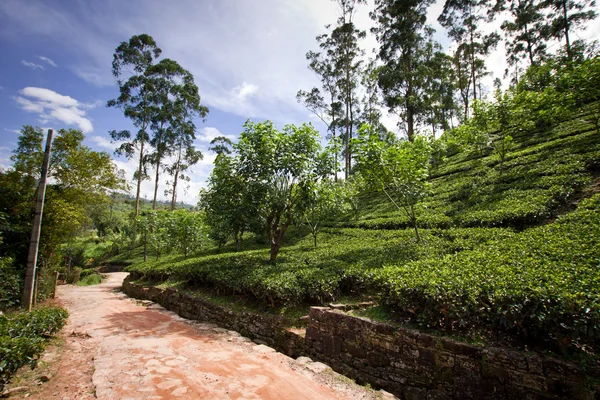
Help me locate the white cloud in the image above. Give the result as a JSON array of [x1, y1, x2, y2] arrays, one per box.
[[0, 146, 12, 171], [21, 60, 44, 70], [37, 55, 57, 67], [15, 87, 94, 133], [112, 149, 212, 205], [4, 128, 21, 134], [196, 127, 236, 143]]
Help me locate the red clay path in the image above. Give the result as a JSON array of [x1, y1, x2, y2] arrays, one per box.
[[17, 273, 387, 400]]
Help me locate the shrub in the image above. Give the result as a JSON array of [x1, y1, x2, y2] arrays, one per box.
[[77, 274, 102, 286], [0, 257, 21, 311], [0, 307, 68, 390]]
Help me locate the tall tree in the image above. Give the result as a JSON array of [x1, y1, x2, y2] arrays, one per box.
[[493, 0, 548, 77], [146, 59, 189, 209], [423, 51, 459, 136], [332, 0, 366, 178], [107, 34, 162, 216], [371, 0, 442, 141], [297, 42, 343, 180], [439, 0, 499, 104], [540, 0, 596, 63], [359, 59, 388, 137], [165, 72, 209, 210]]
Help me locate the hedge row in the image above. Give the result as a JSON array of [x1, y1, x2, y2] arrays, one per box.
[[376, 194, 600, 349], [129, 195, 600, 350], [0, 307, 68, 390]]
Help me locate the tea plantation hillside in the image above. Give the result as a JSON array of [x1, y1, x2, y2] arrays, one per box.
[[125, 100, 600, 354]]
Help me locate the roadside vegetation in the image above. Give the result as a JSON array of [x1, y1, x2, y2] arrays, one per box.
[[0, 0, 598, 387]]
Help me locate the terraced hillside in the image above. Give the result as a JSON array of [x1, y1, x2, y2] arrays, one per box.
[[125, 100, 600, 354]]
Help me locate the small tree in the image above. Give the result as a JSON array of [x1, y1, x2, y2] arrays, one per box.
[[354, 124, 431, 242], [298, 179, 351, 247], [167, 210, 206, 258], [236, 120, 323, 262]]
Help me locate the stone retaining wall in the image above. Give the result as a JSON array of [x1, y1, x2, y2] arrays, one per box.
[[123, 278, 599, 399]]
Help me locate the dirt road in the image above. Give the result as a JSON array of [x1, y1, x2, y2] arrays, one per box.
[[15, 273, 385, 400]]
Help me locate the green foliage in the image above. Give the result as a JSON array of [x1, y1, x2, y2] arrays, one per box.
[[0, 256, 21, 311], [0, 307, 68, 390], [376, 194, 600, 350], [136, 210, 207, 260], [77, 274, 103, 286], [354, 124, 431, 240]]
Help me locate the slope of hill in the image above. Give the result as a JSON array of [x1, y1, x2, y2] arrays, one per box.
[[124, 102, 600, 353]]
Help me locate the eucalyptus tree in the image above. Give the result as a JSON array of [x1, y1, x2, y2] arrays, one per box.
[[146, 59, 189, 209], [423, 51, 459, 136], [371, 0, 444, 141], [107, 34, 162, 216], [539, 0, 596, 63], [298, 0, 366, 180], [297, 43, 344, 180], [439, 0, 499, 104], [359, 59, 388, 138], [492, 0, 548, 77], [165, 72, 209, 210]]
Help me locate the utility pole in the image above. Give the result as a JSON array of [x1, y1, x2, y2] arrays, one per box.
[[22, 129, 53, 311]]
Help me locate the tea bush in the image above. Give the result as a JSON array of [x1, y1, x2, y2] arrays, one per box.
[[0, 307, 68, 390]]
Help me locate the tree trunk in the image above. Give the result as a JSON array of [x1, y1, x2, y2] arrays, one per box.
[[143, 231, 147, 262], [153, 159, 160, 210], [410, 207, 421, 243], [135, 134, 144, 217], [345, 104, 350, 180], [330, 91, 338, 182], [171, 141, 183, 210], [470, 24, 477, 102], [561, 0, 572, 63], [152, 127, 164, 210]]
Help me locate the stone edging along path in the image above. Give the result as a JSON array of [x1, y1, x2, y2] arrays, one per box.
[[122, 276, 600, 400]]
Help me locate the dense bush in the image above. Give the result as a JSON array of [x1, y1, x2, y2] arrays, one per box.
[[0, 256, 21, 311], [0, 307, 68, 390], [376, 194, 600, 350], [128, 226, 514, 306]]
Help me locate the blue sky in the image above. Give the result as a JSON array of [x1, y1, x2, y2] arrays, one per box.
[[1, 0, 598, 204]]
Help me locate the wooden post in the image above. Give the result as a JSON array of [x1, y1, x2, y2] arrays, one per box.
[[53, 271, 59, 299], [22, 129, 53, 311]]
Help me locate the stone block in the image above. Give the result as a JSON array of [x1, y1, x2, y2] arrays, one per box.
[[484, 347, 528, 372], [322, 335, 343, 357], [404, 386, 426, 400], [305, 325, 322, 342], [426, 389, 452, 400], [440, 337, 482, 359], [545, 378, 589, 400], [418, 348, 437, 367], [372, 321, 395, 336], [367, 351, 391, 368], [343, 340, 368, 359], [543, 357, 584, 381], [308, 306, 329, 321]]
